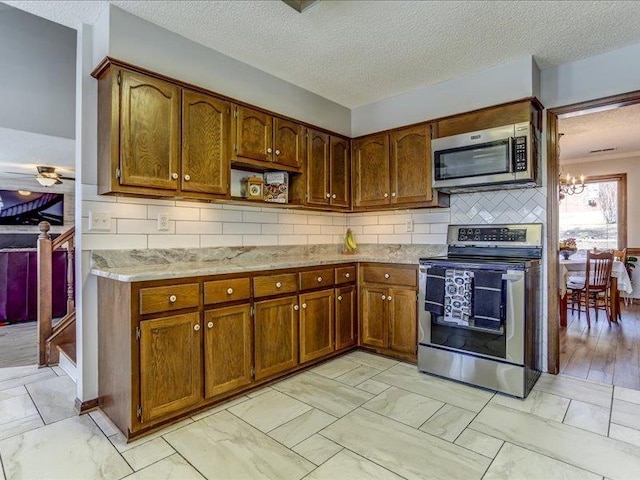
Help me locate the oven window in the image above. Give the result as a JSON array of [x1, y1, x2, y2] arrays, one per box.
[[430, 320, 506, 359], [434, 140, 511, 181]]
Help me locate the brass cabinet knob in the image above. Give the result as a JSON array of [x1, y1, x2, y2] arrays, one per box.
[[391, 192, 396, 197], [387, 296, 393, 302], [317, 276, 323, 283], [384, 273, 390, 279], [275, 149, 281, 155], [184, 174, 191, 181], [381, 294, 386, 300], [337, 295, 343, 301], [326, 193, 331, 198], [294, 304, 299, 311], [171, 173, 179, 179], [169, 295, 177, 303], [207, 321, 214, 329], [332, 194, 337, 199], [227, 288, 234, 295], [194, 324, 201, 331], [302, 303, 307, 309], [344, 273, 350, 278], [267, 147, 273, 154], [384, 193, 389, 198], [276, 282, 282, 288]]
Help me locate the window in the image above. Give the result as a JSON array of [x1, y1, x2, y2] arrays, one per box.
[[559, 174, 627, 250]]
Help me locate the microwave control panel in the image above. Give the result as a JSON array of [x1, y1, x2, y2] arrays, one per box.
[[513, 136, 528, 172]]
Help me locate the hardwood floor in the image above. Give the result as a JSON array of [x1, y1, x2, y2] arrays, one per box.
[[0, 321, 37, 368], [560, 302, 640, 390]]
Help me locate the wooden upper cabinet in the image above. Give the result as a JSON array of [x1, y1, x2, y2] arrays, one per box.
[[390, 125, 432, 205], [181, 90, 230, 196], [235, 106, 273, 163], [330, 137, 351, 208], [120, 70, 180, 190], [139, 313, 202, 423], [274, 117, 304, 170], [353, 134, 391, 208], [306, 129, 330, 206], [204, 304, 253, 399]]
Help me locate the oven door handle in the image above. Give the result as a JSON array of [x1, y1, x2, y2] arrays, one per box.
[[508, 137, 515, 173]]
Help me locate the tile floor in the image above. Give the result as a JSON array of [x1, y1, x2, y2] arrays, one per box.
[[1, 351, 640, 479]]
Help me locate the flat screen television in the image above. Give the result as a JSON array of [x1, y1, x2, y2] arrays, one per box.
[[0, 190, 64, 226]]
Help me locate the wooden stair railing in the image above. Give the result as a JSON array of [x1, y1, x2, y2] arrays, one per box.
[[37, 221, 76, 366]]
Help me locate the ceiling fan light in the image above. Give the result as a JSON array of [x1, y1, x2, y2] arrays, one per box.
[[36, 175, 59, 187], [17, 190, 31, 196]]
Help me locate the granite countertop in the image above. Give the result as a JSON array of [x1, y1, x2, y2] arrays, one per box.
[[91, 244, 446, 282]]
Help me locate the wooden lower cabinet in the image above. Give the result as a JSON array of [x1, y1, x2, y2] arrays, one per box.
[[360, 285, 388, 348], [335, 285, 356, 350], [299, 289, 334, 363], [139, 312, 203, 423], [204, 304, 252, 399], [360, 282, 417, 359], [388, 288, 418, 355], [254, 295, 299, 380]]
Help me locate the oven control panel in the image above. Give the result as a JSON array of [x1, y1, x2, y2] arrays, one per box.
[[457, 227, 527, 242]]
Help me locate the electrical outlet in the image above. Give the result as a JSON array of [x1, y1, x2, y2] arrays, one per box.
[[157, 213, 170, 231], [88, 211, 111, 231], [406, 219, 414, 232]]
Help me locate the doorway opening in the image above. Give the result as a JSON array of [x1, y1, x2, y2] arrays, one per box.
[[548, 93, 640, 390]]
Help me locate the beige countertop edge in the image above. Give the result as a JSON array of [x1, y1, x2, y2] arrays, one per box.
[[90, 255, 421, 283]]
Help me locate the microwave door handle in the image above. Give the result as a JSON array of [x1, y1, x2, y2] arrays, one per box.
[[508, 137, 515, 173]]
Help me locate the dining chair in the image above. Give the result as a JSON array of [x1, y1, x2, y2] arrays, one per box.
[[567, 251, 614, 328], [612, 248, 627, 321]]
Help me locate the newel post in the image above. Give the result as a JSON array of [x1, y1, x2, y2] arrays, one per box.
[[37, 221, 53, 366]]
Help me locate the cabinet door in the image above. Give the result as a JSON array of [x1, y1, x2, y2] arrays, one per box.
[[388, 288, 417, 355], [360, 285, 388, 348], [353, 134, 390, 208], [330, 136, 351, 208], [306, 129, 330, 206], [390, 125, 433, 205], [120, 70, 180, 190], [335, 285, 356, 350], [254, 296, 299, 380], [139, 313, 202, 423], [204, 305, 252, 399], [299, 289, 334, 363], [181, 90, 230, 195], [235, 106, 273, 162], [274, 117, 304, 170]]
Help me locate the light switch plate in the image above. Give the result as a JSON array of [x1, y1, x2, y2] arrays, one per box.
[[157, 214, 170, 231], [88, 211, 111, 231]]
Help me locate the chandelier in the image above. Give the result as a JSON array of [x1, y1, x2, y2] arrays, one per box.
[[559, 171, 585, 199]]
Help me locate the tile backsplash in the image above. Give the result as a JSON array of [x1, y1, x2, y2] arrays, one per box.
[[347, 209, 450, 245], [450, 188, 547, 225]]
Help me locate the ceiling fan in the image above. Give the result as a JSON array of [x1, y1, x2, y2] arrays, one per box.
[[5, 165, 75, 187]]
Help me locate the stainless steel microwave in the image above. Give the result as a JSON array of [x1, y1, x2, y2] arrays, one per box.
[[431, 122, 539, 193]]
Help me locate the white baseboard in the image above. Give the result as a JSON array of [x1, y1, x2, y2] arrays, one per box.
[[58, 352, 77, 382]]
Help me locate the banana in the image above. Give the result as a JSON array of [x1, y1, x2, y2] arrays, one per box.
[[345, 228, 357, 252]]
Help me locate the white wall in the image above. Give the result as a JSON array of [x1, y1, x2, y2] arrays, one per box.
[[540, 42, 640, 109], [563, 154, 640, 247], [0, 6, 76, 139], [351, 56, 536, 137], [348, 209, 450, 245]]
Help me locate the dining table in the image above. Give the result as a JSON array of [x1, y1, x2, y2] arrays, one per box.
[[558, 257, 633, 327]]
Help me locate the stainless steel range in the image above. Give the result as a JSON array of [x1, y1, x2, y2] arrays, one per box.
[[418, 223, 542, 398]]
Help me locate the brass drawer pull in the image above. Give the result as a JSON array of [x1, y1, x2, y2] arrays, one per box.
[[317, 276, 323, 283], [344, 273, 350, 278], [227, 287, 234, 295], [276, 282, 282, 289], [169, 295, 177, 303], [384, 273, 390, 279]]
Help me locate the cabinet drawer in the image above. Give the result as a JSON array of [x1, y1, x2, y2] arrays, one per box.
[[361, 265, 417, 288], [139, 283, 200, 315], [253, 273, 298, 298], [335, 266, 356, 285], [204, 278, 250, 305], [299, 268, 335, 291]]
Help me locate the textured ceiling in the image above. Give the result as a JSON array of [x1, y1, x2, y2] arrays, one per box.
[[6, 0, 640, 108], [559, 103, 640, 164]]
